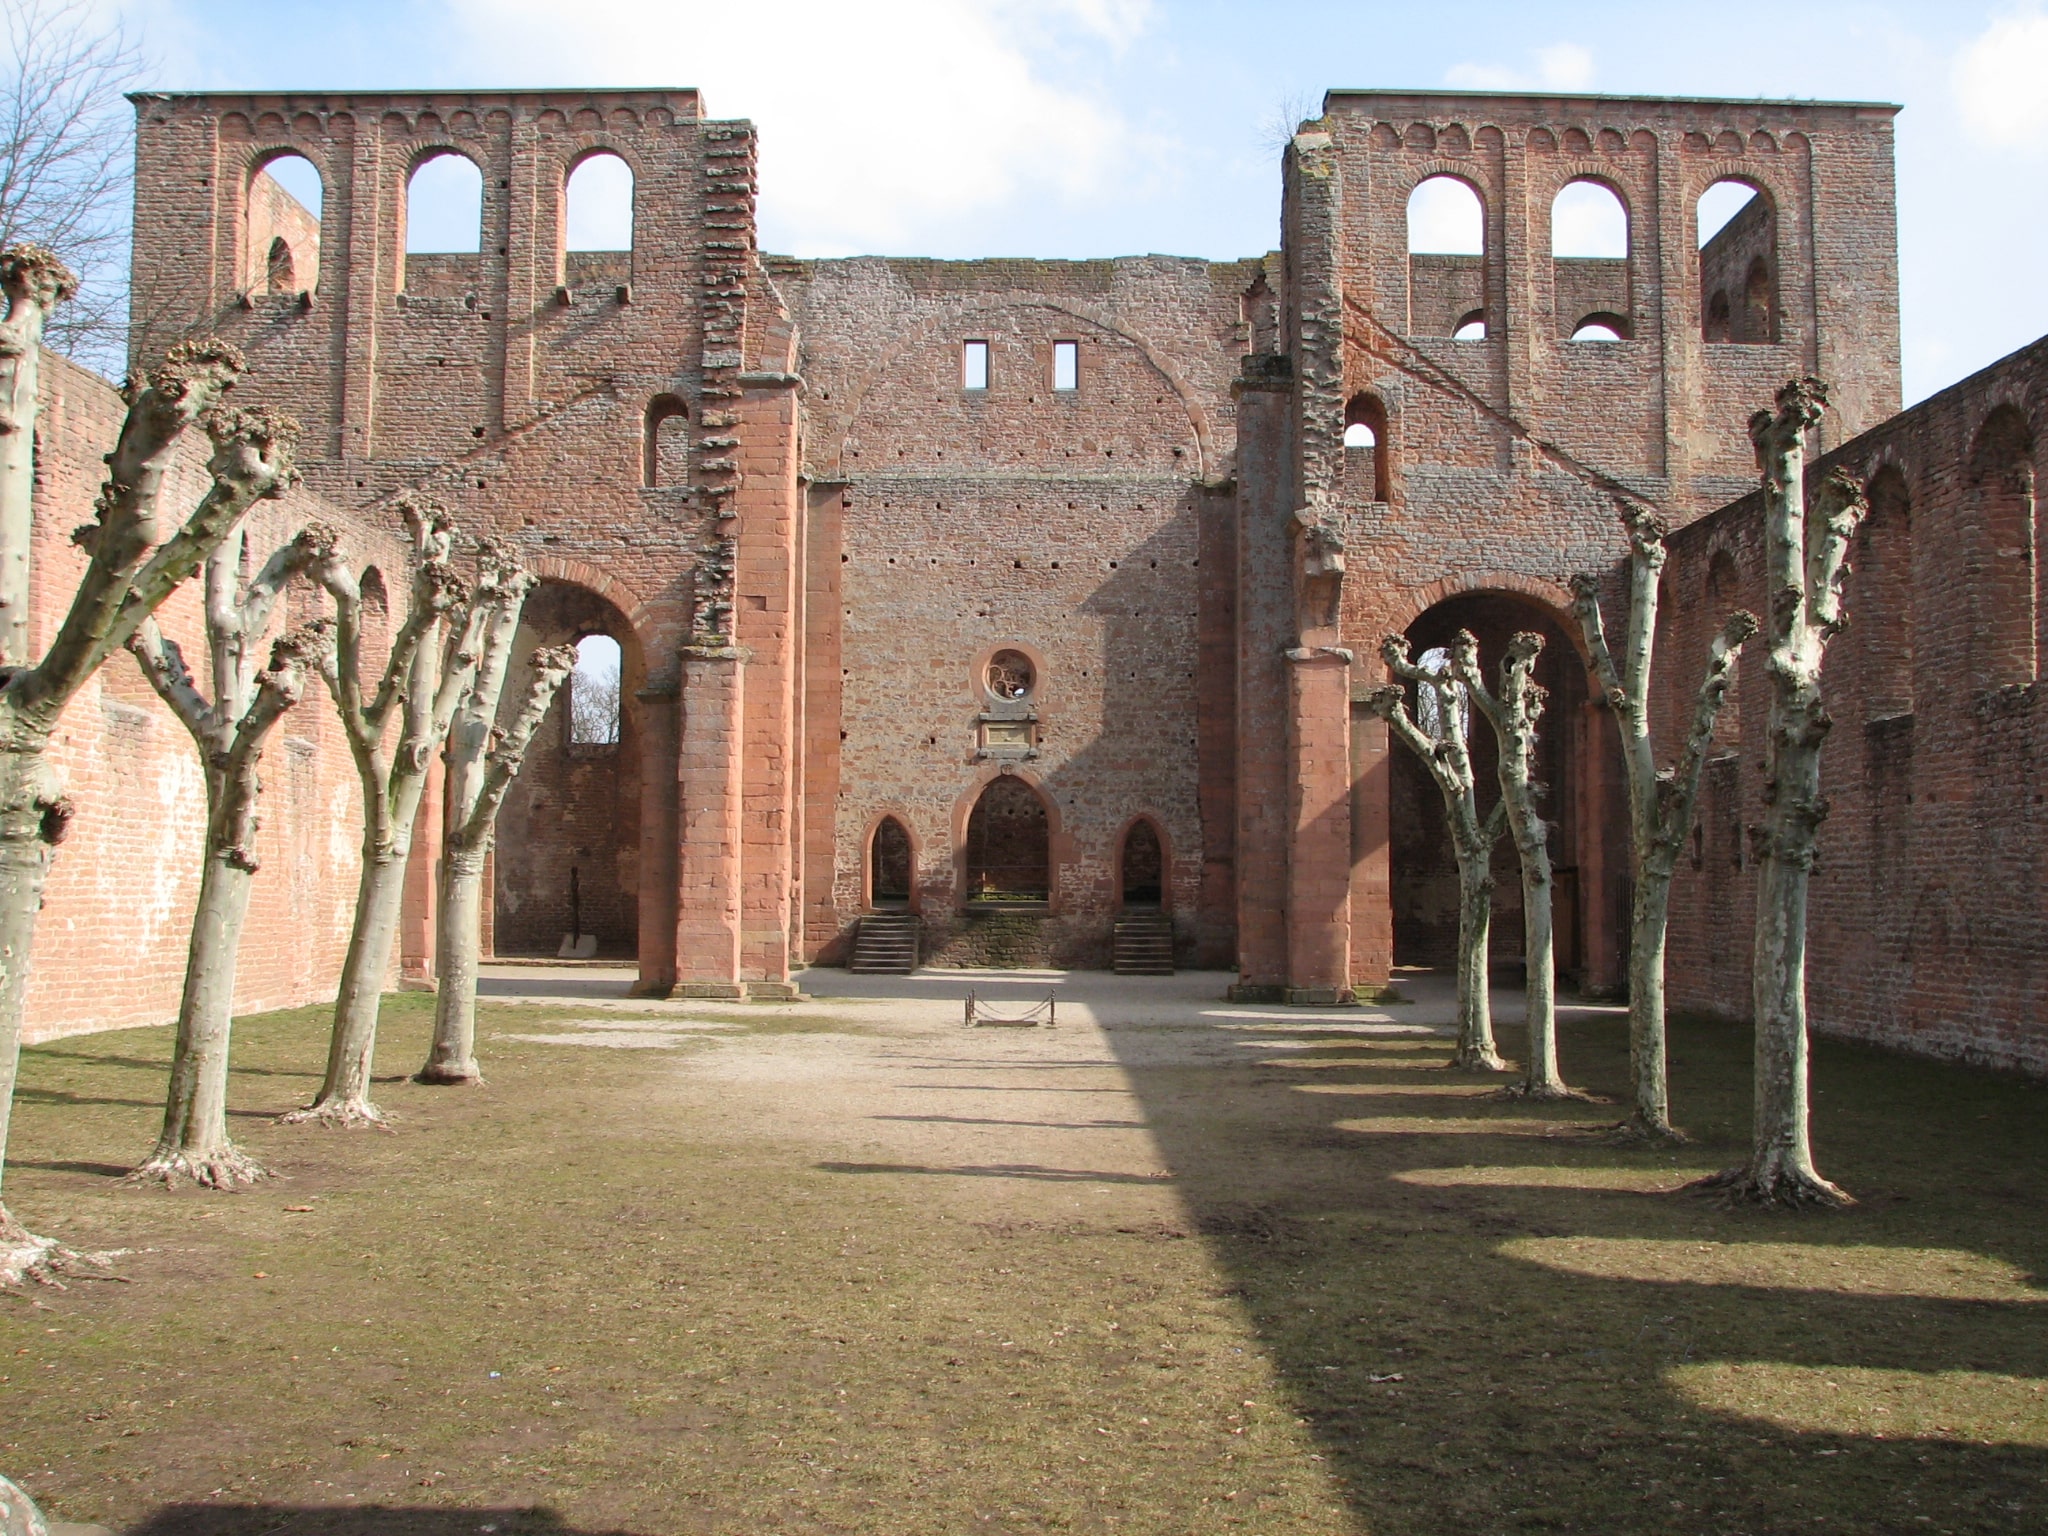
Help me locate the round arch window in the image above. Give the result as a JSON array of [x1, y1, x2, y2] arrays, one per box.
[[986, 649, 1035, 700]]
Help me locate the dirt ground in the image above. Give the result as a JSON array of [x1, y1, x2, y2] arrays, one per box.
[[2, 966, 2044, 1535]]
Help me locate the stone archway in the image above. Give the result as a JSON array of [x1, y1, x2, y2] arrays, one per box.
[[963, 776, 1051, 905]]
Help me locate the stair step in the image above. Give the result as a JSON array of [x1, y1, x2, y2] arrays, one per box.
[[851, 913, 920, 974]]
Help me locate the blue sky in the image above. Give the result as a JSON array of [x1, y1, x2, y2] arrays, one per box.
[[107, 0, 2048, 404]]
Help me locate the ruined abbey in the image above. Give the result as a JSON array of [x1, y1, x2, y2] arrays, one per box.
[[21, 87, 2046, 1075]]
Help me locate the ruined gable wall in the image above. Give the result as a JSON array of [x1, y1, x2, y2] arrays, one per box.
[[777, 256, 1257, 967], [1293, 93, 1902, 995], [1657, 336, 2048, 1073], [25, 351, 405, 1042]]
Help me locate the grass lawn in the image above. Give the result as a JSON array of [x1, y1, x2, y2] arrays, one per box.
[[1, 977, 2044, 1535]]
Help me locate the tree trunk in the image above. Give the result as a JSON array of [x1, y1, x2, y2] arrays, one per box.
[[0, 753, 61, 1276], [131, 781, 267, 1186], [1626, 869, 1672, 1133], [1450, 845, 1503, 1071], [286, 845, 410, 1126], [1509, 803, 1565, 1098], [418, 845, 487, 1084]]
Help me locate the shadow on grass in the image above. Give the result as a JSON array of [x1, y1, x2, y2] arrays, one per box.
[[122, 1506, 642, 1536], [1098, 991, 2048, 1533]]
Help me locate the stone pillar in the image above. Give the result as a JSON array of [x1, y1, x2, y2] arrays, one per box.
[[1348, 702, 1393, 994], [675, 647, 747, 997], [1285, 646, 1354, 1003], [634, 685, 680, 994]]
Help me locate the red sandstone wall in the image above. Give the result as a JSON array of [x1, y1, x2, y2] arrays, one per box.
[[25, 351, 402, 1043], [1659, 337, 2047, 1073], [778, 256, 1255, 969]]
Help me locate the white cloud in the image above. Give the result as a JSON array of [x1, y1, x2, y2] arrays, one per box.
[[1952, 5, 2048, 149], [437, 0, 1164, 254], [1445, 42, 1595, 93]]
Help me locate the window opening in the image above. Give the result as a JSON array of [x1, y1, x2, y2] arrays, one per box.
[[406, 151, 484, 253], [1343, 392, 1391, 502], [249, 153, 322, 295], [1858, 467, 1914, 716], [1698, 179, 1776, 343], [1570, 315, 1628, 342], [1120, 821, 1163, 907], [1408, 175, 1486, 339], [565, 151, 634, 250], [1453, 311, 1488, 341], [1965, 404, 2038, 688], [963, 340, 990, 391], [986, 649, 1034, 700], [1551, 179, 1628, 259], [1413, 645, 1453, 740], [870, 817, 912, 907], [644, 395, 688, 489], [569, 633, 622, 745], [1053, 340, 1078, 391], [965, 776, 1050, 902]]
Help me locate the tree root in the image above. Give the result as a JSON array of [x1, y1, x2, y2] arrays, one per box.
[[1690, 1163, 1855, 1210], [125, 1141, 273, 1190], [276, 1096, 390, 1130], [1444, 1044, 1511, 1073], [1493, 1080, 1600, 1104], [0, 1207, 121, 1290], [1605, 1114, 1690, 1148], [412, 1062, 483, 1087]]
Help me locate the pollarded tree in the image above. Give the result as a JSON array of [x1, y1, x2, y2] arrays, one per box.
[[124, 523, 339, 1188], [1363, 634, 1509, 1072], [1704, 378, 1866, 1208], [1572, 501, 1759, 1142], [0, 245, 296, 1282], [416, 547, 573, 1086], [284, 494, 486, 1127], [1450, 627, 1576, 1100]]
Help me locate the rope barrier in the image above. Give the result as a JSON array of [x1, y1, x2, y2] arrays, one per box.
[[963, 990, 1058, 1028]]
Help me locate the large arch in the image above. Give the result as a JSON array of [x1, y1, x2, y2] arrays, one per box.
[[1386, 587, 1603, 987], [949, 767, 1066, 914], [491, 578, 646, 959]]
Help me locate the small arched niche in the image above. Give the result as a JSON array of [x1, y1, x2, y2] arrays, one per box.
[[1343, 391, 1391, 502], [869, 817, 913, 909], [1856, 466, 1915, 717], [1119, 819, 1164, 908], [1407, 175, 1487, 338], [1964, 405, 2038, 688], [964, 776, 1051, 906], [1698, 179, 1776, 343], [403, 150, 484, 296], [249, 153, 322, 295], [564, 150, 635, 288], [644, 394, 688, 488]]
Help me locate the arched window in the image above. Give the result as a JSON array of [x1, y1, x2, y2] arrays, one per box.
[[568, 633, 622, 746], [964, 777, 1050, 903], [1452, 310, 1487, 341], [1407, 175, 1486, 339], [1120, 820, 1163, 907], [249, 153, 321, 295], [1857, 466, 1914, 717], [1343, 391, 1390, 502], [1698, 179, 1776, 343], [406, 151, 484, 253], [1570, 313, 1629, 342], [1551, 179, 1628, 259], [1965, 405, 2037, 688], [644, 395, 688, 488], [869, 817, 912, 907], [565, 151, 635, 251]]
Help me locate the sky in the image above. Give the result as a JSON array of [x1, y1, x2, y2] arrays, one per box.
[[96, 0, 2048, 405]]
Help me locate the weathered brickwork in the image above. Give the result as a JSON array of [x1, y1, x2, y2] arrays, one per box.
[[24, 352, 403, 1041], [22, 82, 2043, 1079], [1656, 337, 2046, 1073]]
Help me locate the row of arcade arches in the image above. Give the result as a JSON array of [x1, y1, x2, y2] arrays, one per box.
[[1405, 173, 1776, 343], [865, 785, 1168, 913], [245, 147, 637, 294]]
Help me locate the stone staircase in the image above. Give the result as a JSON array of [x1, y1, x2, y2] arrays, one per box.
[[851, 912, 920, 974], [1113, 909, 1175, 975]]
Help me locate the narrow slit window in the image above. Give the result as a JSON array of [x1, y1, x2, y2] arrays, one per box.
[[569, 634, 622, 746], [963, 340, 989, 391], [1053, 341, 1078, 391]]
